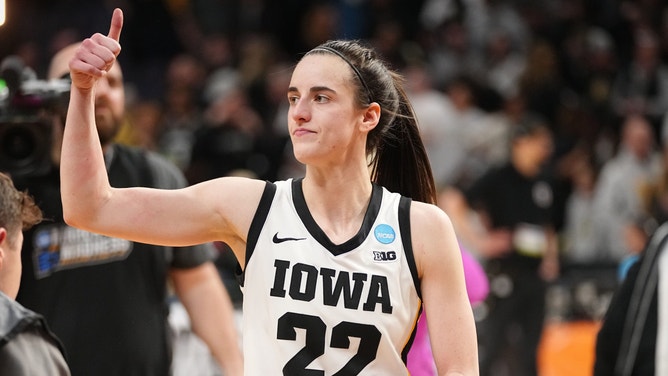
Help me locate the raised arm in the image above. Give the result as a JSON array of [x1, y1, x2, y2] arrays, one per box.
[[412, 202, 480, 376], [61, 8, 123, 222], [60, 9, 264, 261]]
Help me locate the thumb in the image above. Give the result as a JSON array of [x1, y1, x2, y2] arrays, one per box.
[[107, 8, 123, 42]]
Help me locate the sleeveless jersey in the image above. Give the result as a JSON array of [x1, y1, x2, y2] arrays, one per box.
[[239, 179, 422, 375]]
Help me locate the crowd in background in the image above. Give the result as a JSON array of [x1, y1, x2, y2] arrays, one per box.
[[3, 0, 668, 373]]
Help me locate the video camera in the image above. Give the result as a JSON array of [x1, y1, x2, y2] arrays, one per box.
[[0, 56, 70, 177]]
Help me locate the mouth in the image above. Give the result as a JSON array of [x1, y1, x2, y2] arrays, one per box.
[[293, 128, 315, 137]]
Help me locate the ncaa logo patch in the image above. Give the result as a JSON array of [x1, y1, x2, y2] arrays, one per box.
[[374, 224, 395, 244]]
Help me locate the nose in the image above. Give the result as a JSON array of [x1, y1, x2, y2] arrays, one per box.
[[290, 98, 311, 124]]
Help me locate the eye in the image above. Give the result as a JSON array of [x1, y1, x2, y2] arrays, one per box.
[[287, 95, 299, 105], [314, 94, 329, 103], [107, 75, 122, 88]]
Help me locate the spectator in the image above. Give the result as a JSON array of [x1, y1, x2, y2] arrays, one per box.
[[156, 53, 208, 171], [0, 172, 70, 375], [447, 114, 559, 376], [469, 92, 528, 174], [517, 39, 563, 126], [630, 123, 668, 256], [592, 114, 663, 263], [561, 149, 602, 264], [403, 62, 451, 189], [473, 27, 526, 99], [611, 26, 668, 136], [186, 68, 268, 183], [428, 74, 489, 189], [424, 18, 480, 90]]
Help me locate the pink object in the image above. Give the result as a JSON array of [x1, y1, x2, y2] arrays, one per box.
[[406, 246, 489, 375], [459, 247, 490, 305]]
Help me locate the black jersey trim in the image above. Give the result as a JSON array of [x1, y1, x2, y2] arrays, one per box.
[[399, 196, 421, 299], [292, 178, 383, 256], [236, 181, 277, 287], [401, 303, 423, 365]]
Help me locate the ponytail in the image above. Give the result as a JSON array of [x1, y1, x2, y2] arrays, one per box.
[[369, 72, 437, 205]]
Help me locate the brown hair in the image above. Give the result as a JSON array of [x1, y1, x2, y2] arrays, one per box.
[[305, 40, 437, 204], [0, 173, 43, 237]]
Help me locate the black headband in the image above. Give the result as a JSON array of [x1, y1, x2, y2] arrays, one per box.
[[310, 46, 372, 103]]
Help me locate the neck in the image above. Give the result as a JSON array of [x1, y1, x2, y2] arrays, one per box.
[[512, 155, 540, 177], [301, 171, 373, 243]]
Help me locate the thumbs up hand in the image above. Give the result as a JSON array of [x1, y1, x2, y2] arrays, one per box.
[[68, 8, 123, 90]]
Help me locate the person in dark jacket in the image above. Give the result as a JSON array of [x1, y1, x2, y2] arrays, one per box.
[[0, 172, 70, 375], [593, 222, 668, 376]]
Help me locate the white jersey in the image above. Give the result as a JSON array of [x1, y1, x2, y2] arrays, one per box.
[[239, 179, 422, 375]]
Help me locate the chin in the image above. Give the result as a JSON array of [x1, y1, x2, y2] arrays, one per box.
[[292, 145, 321, 164], [292, 153, 310, 165]]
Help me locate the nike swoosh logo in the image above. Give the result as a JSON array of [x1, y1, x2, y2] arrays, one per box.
[[272, 232, 307, 244]]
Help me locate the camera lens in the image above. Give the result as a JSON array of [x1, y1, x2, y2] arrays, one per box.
[[2, 125, 37, 158], [0, 120, 52, 177]]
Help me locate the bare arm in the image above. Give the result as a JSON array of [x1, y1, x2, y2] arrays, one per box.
[[439, 187, 512, 258], [171, 263, 243, 376], [412, 202, 479, 376], [539, 226, 559, 281], [60, 8, 264, 263]]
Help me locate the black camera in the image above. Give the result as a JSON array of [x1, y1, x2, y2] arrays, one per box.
[[0, 56, 70, 177]]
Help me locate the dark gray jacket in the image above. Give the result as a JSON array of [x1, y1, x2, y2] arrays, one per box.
[[594, 222, 668, 376], [0, 291, 70, 375]]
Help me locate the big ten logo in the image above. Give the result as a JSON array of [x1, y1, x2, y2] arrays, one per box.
[[373, 250, 397, 262]]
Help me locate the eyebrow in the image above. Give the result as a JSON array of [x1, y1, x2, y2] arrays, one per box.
[[287, 86, 337, 94]]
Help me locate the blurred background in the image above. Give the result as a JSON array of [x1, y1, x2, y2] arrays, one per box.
[[2, 0, 668, 375]]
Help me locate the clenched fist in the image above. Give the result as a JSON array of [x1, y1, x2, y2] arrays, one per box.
[[68, 8, 123, 90]]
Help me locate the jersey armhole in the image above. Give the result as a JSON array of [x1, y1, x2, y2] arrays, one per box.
[[399, 196, 421, 299], [235, 181, 277, 287]]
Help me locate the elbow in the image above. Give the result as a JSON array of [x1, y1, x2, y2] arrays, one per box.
[[62, 204, 88, 229], [61, 194, 103, 230]]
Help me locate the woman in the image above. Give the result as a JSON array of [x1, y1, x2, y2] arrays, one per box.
[[62, 8, 478, 375]]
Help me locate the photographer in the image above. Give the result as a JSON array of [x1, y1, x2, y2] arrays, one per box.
[[4, 45, 243, 375]]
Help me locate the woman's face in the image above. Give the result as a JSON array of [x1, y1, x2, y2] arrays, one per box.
[[287, 54, 367, 167]]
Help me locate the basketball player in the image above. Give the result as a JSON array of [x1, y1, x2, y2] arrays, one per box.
[[60, 8, 478, 375]]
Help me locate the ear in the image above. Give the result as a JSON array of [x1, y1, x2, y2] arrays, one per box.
[[0, 228, 6, 269], [359, 102, 381, 133]]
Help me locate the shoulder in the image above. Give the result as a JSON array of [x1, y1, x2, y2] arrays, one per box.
[[597, 155, 631, 184], [198, 176, 275, 232], [409, 201, 453, 236], [408, 202, 457, 260], [0, 295, 69, 375], [407, 202, 464, 284], [0, 327, 70, 376], [0, 293, 40, 339]]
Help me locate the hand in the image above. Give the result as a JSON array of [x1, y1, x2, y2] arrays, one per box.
[[478, 229, 513, 258], [68, 8, 123, 90], [624, 223, 649, 255]]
